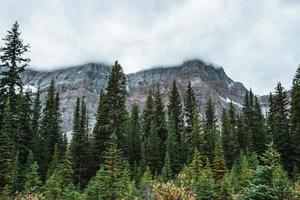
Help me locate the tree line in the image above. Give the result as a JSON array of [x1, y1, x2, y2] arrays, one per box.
[[1, 21, 300, 200]]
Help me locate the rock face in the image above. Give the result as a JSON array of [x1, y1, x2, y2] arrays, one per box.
[[21, 59, 248, 134]]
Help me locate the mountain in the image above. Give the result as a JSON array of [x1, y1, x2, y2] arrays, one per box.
[[21, 59, 248, 135]]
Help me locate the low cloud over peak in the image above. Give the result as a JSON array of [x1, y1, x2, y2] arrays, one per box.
[[0, 0, 299, 94]]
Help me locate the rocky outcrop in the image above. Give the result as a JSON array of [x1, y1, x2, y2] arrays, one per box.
[[21, 59, 248, 134]]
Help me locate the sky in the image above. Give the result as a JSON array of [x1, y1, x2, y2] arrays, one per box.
[[0, 0, 299, 95]]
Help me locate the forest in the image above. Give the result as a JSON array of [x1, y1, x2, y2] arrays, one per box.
[[1, 22, 300, 200]]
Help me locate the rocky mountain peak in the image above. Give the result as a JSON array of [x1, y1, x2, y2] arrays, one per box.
[[21, 59, 248, 135]]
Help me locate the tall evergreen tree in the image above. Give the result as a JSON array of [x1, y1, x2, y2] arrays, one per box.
[[290, 65, 300, 169], [39, 80, 62, 180], [91, 133, 130, 200], [271, 83, 291, 171], [92, 91, 110, 172], [126, 103, 142, 169], [142, 89, 154, 140], [70, 98, 89, 188], [153, 84, 167, 167], [184, 81, 197, 135], [0, 21, 30, 123], [168, 80, 185, 167], [23, 151, 42, 195], [165, 113, 181, 175], [202, 96, 217, 163], [252, 96, 267, 154], [105, 60, 128, 148], [145, 122, 161, 174], [31, 87, 41, 161], [213, 134, 227, 180], [184, 81, 201, 161], [0, 98, 15, 189]]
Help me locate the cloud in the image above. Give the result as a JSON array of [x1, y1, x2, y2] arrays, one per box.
[[0, 0, 299, 94]]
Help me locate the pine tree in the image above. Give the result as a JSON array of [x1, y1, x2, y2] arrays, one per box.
[[70, 98, 89, 188], [166, 113, 181, 175], [145, 122, 161, 174], [23, 151, 42, 195], [189, 149, 203, 181], [202, 96, 217, 163], [39, 80, 62, 180], [184, 81, 197, 135], [242, 90, 253, 151], [97, 133, 130, 200], [290, 65, 300, 169], [31, 87, 41, 161], [0, 21, 30, 122], [252, 96, 267, 154], [271, 83, 291, 171], [126, 103, 142, 169], [153, 84, 167, 168], [189, 110, 202, 160], [184, 82, 201, 161], [168, 80, 185, 167], [161, 152, 172, 181], [241, 145, 283, 200], [195, 164, 216, 200], [225, 103, 239, 167], [142, 89, 154, 139], [213, 134, 227, 180], [15, 91, 32, 186], [105, 60, 128, 148], [92, 91, 110, 172], [0, 98, 15, 189]]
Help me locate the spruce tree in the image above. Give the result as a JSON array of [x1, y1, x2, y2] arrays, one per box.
[[145, 122, 161, 174], [271, 83, 291, 171], [241, 145, 287, 200], [252, 96, 267, 154], [15, 91, 32, 185], [213, 134, 227, 180], [202, 96, 217, 163], [161, 152, 172, 181], [92, 91, 110, 172], [189, 149, 203, 181], [126, 103, 142, 169], [153, 84, 167, 167], [166, 113, 181, 175], [290, 65, 300, 169], [31, 87, 41, 161], [97, 133, 130, 199], [142, 89, 154, 139], [0, 98, 15, 189], [105, 60, 128, 148], [184, 81, 197, 135], [0, 21, 30, 122], [167, 80, 185, 167], [23, 151, 42, 195], [225, 103, 239, 167], [39, 80, 62, 180], [70, 98, 89, 188]]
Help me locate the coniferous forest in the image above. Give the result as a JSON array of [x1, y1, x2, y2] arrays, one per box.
[[1, 22, 300, 200]]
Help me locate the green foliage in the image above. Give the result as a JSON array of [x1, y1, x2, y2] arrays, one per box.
[[162, 152, 172, 181], [168, 80, 185, 167], [23, 151, 42, 195], [39, 80, 63, 180], [290, 65, 300, 169], [105, 60, 128, 148], [70, 98, 90, 188], [213, 134, 227, 180], [202, 96, 217, 163]]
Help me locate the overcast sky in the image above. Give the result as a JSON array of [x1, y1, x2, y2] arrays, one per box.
[[0, 0, 299, 94]]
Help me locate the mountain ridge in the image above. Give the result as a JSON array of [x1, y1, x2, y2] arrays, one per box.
[[21, 59, 252, 134]]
